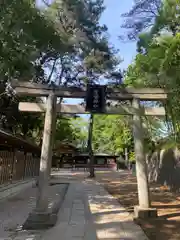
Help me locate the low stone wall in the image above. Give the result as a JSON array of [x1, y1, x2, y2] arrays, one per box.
[[147, 147, 180, 191]]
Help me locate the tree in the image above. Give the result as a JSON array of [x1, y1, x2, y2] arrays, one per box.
[[0, 0, 69, 136], [70, 117, 88, 150], [121, 0, 180, 151], [120, 0, 161, 40], [54, 116, 88, 144], [121, 0, 180, 41], [125, 34, 180, 141], [150, 0, 180, 36], [93, 115, 132, 155], [0, 0, 67, 82], [42, 0, 119, 86], [0, 0, 119, 145]]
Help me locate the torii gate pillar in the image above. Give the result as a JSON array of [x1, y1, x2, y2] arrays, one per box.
[[132, 98, 157, 219], [23, 91, 57, 229], [36, 91, 56, 211]]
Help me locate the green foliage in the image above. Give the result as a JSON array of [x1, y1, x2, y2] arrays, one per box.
[[55, 117, 75, 142], [54, 116, 88, 151], [0, 0, 66, 82], [0, 0, 119, 145], [70, 117, 88, 150], [123, 0, 180, 144], [129, 151, 135, 162], [126, 33, 180, 137], [151, 0, 180, 35], [92, 115, 133, 154], [0, 0, 68, 137]]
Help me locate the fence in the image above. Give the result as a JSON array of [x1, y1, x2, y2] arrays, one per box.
[[0, 150, 40, 185]]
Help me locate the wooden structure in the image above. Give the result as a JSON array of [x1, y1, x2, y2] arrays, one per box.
[[52, 142, 78, 168], [0, 129, 40, 185], [53, 151, 120, 170], [12, 81, 167, 100], [12, 81, 168, 220], [54, 141, 77, 154], [18, 102, 166, 116], [73, 153, 119, 169]]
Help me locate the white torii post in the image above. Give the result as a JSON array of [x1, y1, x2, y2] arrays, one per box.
[[132, 99, 150, 207], [132, 98, 157, 218], [36, 91, 56, 212]]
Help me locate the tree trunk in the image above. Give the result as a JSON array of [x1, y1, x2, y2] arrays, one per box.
[[88, 114, 95, 178], [132, 98, 150, 208], [36, 91, 56, 212]]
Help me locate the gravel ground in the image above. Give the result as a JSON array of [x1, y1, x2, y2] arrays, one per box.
[[0, 183, 67, 239], [95, 170, 180, 240]]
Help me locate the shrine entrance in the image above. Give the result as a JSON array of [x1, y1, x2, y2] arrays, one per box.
[[12, 81, 167, 224]]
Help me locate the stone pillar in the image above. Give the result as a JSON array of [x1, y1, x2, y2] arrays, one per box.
[[132, 98, 157, 219], [23, 91, 57, 230], [36, 91, 56, 212]]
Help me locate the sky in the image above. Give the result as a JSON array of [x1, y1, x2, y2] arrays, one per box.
[[100, 0, 136, 70]]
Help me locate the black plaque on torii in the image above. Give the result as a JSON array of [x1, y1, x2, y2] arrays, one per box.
[[85, 84, 106, 113]]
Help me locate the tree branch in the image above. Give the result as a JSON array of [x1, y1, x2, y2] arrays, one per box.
[[47, 58, 57, 83]]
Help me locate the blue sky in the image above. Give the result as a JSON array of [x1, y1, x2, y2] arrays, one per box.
[[101, 0, 136, 69]]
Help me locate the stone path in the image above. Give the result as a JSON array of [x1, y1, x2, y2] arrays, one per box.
[[41, 180, 148, 240], [0, 170, 149, 240]]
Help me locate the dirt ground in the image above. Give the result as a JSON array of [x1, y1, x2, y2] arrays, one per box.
[[95, 170, 180, 240]]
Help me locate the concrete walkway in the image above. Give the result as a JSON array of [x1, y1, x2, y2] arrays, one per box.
[[0, 170, 148, 240], [41, 180, 148, 240]]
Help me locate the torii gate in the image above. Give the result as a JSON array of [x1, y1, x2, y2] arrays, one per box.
[[12, 81, 167, 225]]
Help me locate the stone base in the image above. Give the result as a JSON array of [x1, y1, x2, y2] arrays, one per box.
[[23, 211, 57, 230], [23, 184, 69, 230], [134, 205, 157, 219]]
